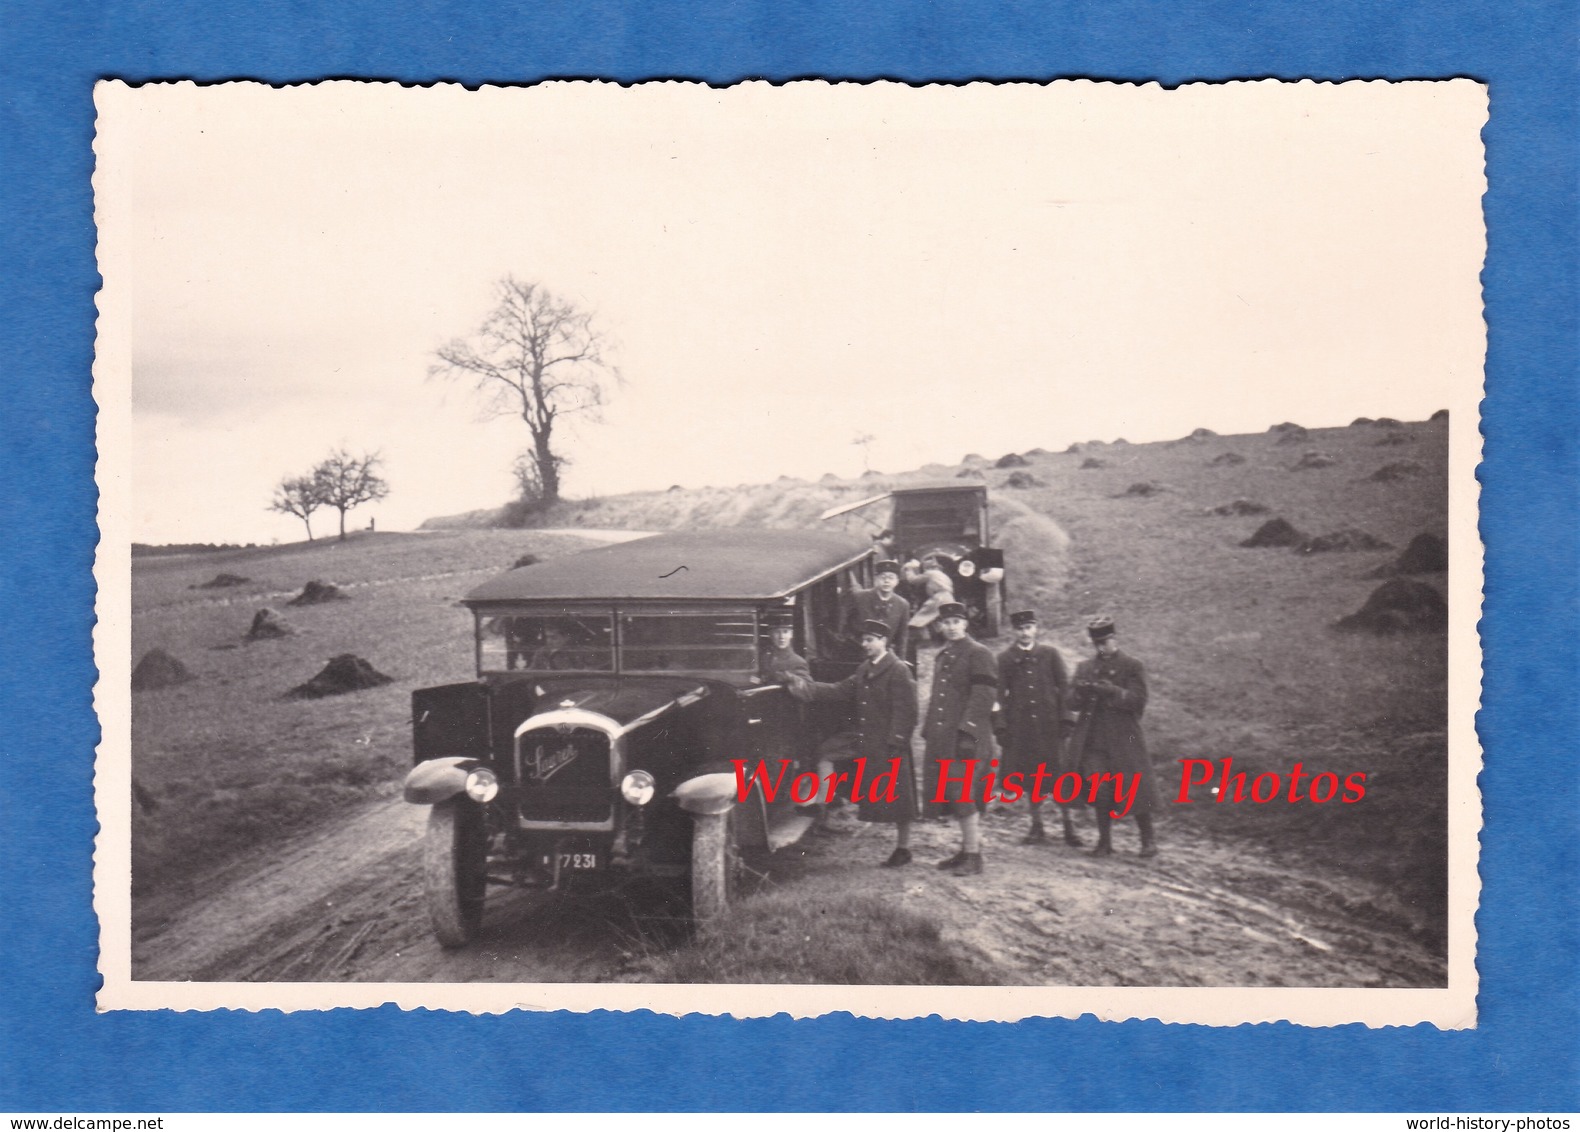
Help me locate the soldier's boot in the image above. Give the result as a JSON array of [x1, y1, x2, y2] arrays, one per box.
[[1021, 815, 1048, 845], [1137, 813, 1159, 858], [1088, 811, 1115, 857], [950, 852, 985, 876], [1061, 808, 1085, 848]]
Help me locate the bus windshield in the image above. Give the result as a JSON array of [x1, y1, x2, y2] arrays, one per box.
[[478, 610, 615, 674], [619, 609, 758, 674]]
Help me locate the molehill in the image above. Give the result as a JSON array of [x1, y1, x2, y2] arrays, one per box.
[[1240, 518, 1305, 548], [1210, 499, 1269, 517], [286, 654, 393, 699], [1335, 579, 1447, 634], [1296, 529, 1392, 554], [1370, 461, 1425, 482], [289, 580, 348, 606], [1370, 533, 1448, 577], [246, 607, 295, 642], [132, 648, 194, 692], [193, 573, 251, 589]]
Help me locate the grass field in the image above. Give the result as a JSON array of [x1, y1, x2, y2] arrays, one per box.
[[132, 417, 1451, 948], [129, 529, 596, 893], [997, 420, 1451, 941]]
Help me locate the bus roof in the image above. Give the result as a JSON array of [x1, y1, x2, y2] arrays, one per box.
[[464, 529, 874, 605]]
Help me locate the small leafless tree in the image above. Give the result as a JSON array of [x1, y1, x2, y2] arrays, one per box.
[[499, 450, 548, 528], [431, 276, 621, 507], [269, 475, 324, 541], [312, 449, 390, 541], [852, 432, 876, 472]]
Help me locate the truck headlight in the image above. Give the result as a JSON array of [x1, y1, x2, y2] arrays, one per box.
[[464, 767, 499, 803], [621, 770, 656, 806]]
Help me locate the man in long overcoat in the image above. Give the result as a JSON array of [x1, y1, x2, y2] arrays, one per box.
[[995, 609, 1082, 846], [843, 560, 911, 657], [921, 601, 998, 876], [1067, 616, 1160, 857], [789, 619, 920, 866]]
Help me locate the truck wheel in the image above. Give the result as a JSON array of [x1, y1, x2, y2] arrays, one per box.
[[690, 808, 740, 924], [424, 798, 488, 948]]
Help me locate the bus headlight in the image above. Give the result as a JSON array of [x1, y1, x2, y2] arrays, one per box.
[[621, 770, 656, 806], [464, 767, 499, 803]]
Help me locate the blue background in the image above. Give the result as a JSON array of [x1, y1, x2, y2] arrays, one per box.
[[1, 0, 1575, 1112]]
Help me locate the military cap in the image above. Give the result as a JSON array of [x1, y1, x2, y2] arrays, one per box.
[[1010, 610, 1038, 628], [762, 609, 795, 629], [857, 619, 892, 639], [1086, 615, 1117, 641], [874, 560, 902, 577], [937, 601, 970, 622]]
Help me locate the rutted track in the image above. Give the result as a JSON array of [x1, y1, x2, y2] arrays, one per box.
[[132, 786, 1442, 987]]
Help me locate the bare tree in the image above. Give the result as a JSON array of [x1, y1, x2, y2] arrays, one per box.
[[269, 475, 325, 541], [312, 449, 390, 541], [431, 276, 621, 507]]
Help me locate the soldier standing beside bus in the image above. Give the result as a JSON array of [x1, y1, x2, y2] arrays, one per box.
[[922, 601, 998, 876], [788, 619, 920, 866]]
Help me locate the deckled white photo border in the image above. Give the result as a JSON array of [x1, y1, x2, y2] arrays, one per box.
[[92, 79, 1485, 1025]]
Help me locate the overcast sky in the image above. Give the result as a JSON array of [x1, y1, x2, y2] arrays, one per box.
[[100, 80, 1486, 545]]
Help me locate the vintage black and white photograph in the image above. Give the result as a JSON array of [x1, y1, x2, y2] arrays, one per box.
[[94, 80, 1484, 1023]]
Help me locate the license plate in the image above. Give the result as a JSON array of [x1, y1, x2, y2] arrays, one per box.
[[552, 851, 601, 871]]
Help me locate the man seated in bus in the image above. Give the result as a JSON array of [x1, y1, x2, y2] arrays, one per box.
[[527, 623, 580, 671], [759, 609, 811, 684]]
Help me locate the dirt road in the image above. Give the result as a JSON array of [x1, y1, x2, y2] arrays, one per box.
[[132, 785, 1442, 987]]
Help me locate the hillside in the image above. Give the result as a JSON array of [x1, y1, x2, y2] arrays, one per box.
[[423, 415, 1451, 934], [129, 415, 1452, 984]]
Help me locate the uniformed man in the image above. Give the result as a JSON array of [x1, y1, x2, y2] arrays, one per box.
[[1068, 616, 1160, 858], [788, 619, 920, 865], [922, 601, 998, 876], [995, 609, 1082, 846], [759, 609, 811, 684], [844, 560, 911, 657]]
